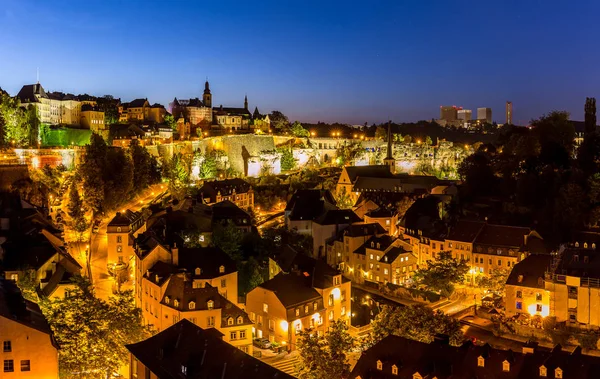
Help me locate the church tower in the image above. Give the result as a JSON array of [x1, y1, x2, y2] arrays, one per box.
[[383, 121, 396, 174], [244, 95, 248, 110], [203, 80, 212, 108]]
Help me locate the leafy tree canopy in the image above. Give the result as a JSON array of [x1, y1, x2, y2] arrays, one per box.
[[413, 251, 469, 297]]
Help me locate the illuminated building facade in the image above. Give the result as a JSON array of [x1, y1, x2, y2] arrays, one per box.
[[247, 254, 351, 350]]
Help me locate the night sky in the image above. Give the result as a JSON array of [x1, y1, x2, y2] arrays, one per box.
[[0, 0, 597, 125]]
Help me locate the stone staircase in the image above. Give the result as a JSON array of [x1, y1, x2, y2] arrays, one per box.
[[261, 354, 299, 377]]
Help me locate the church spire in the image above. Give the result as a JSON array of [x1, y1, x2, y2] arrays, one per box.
[[386, 120, 393, 159], [244, 94, 248, 110], [384, 120, 396, 173]]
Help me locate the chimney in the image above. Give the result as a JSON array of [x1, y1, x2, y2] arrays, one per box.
[[172, 243, 179, 265]]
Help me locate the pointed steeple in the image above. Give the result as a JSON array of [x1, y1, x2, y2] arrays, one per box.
[[386, 120, 393, 159], [383, 120, 396, 173], [204, 79, 210, 94], [244, 94, 248, 110]]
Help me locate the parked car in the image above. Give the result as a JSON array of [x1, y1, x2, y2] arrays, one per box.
[[253, 338, 271, 349]]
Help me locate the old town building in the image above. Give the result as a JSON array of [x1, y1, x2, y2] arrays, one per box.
[[0, 280, 59, 378], [247, 252, 351, 350], [198, 178, 254, 210], [351, 334, 600, 379], [327, 222, 387, 269], [285, 189, 337, 234], [106, 210, 146, 270], [505, 254, 552, 319], [127, 319, 293, 379]]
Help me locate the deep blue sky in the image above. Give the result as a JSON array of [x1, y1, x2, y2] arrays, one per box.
[[0, 0, 598, 125]]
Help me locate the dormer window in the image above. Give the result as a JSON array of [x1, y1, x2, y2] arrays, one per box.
[[555, 368, 562, 379], [237, 316, 243, 324], [518, 275, 523, 283], [189, 301, 195, 310], [117, 227, 122, 232], [219, 265, 225, 273], [540, 365, 547, 377], [174, 299, 179, 308], [195, 267, 201, 275], [392, 365, 398, 375], [575, 242, 580, 247], [181, 365, 187, 375], [413, 373, 422, 379], [593, 243, 597, 249], [502, 360, 510, 372], [376, 360, 382, 370], [155, 274, 159, 283], [371, 242, 374, 248], [228, 317, 234, 326], [165, 296, 170, 304], [574, 255, 580, 262], [377, 243, 380, 249], [584, 243, 589, 249], [207, 300, 214, 310], [477, 356, 485, 367]]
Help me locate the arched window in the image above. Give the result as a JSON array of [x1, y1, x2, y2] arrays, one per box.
[[117, 227, 122, 232], [376, 360, 382, 370], [227, 317, 234, 326], [219, 265, 225, 274], [207, 300, 214, 310], [189, 301, 195, 310], [195, 267, 201, 275]]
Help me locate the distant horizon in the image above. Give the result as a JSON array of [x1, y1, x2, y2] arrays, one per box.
[[0, 0, 598, 125]]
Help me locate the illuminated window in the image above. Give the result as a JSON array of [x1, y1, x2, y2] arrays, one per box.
[[329, 294, 334, 306], [263, 303, 268, 313], [341, 306, 346, 316], [376, 360, 382, 370], [207, 300, 214, 310], [502, 360, 510, 372], [329, 310, 334, 320], [228, 317, 234, 326], [237, 316, 243, 324], [555, 368, 562, 379], [117, 245, 122, 252], [189, 301, 195, 310], [296, 308, 300, 317], [195, 267, 201, 275], [539, 366, 547, 377], [392, 365, 398, 375], [477, 356, 484, 367], [174, 300, 179, 307], [313, 302, 318, 311], [305, 305, 309, 313], [219, 265, 225, 273], [165, 296, 170, 304]]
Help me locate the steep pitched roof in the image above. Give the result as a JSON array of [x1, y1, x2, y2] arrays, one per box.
[[124, 98, 148, 108], [0, 279, 54, 336], [177, 246, 237, 279], [16, 83, 48, 103], [447, 220, 485, 242], [286, 189, 337, 221], [313, 209, 361, 225], [475, 224, 531, 248], [213, 106, 252, 116], [258, 273, 322, 308], [199, 178, 252, 199], [506, 254, 552, 288], [211, 200, 252, 226], [344, 165, 393, 182], [126, 320, 294, 379], [341, 222, 386, 237], [108, 210, 142, 227]]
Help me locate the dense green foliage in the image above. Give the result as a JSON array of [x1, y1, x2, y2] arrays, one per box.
[[129, 139, 161, 193], [41, 277, 149, 378], [269, 110, 289, 131], [297, 319, 355, 379], [290, 121, 310, 137], [41, 127, 92, 147], [163, 152, 191, 198], [211, 220, 244, 262], [413, 251, 469, 297], [0, 92, 29, 146], [67, 182, 89, 241], [371, 304, 463, 346], [278, 146, 296, 171]]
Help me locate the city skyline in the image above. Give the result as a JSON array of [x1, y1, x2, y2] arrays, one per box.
[[0, 0, 598, 125]]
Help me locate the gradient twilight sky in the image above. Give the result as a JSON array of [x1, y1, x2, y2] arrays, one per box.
[[0, 0, 598, 125]]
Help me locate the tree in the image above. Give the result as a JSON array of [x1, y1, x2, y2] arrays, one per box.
[[25, 105, 40, 146], [79, 134, 108, 214], [334, 186, 353, 208], [371, 304, 463, 346], [103, 147, 134, 211], [41, 277, 149, 378], [278, 147, 296, 171], [290, 121, 310, 137], [413, 251, 469, 297], [239, 257, 264, 296], [270, 110, 289, 131], [0, 92, 28, 146], [425, 136, 433, 146], [457, 152, 496, 197], [375, 126, 386, 140], [164, 113, 176, 130], [475, 268, 510, 296], [96, 95, 119, 125], [297, 319, 355, 379], [531, 111, 575, 155], [129, 139, 159, 193], [164, 152, 190, 199], [211, 220, 244, 262], [68, 182, 89, 241], [585, 97, 597, 136], [16, 268, 39, 303]]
